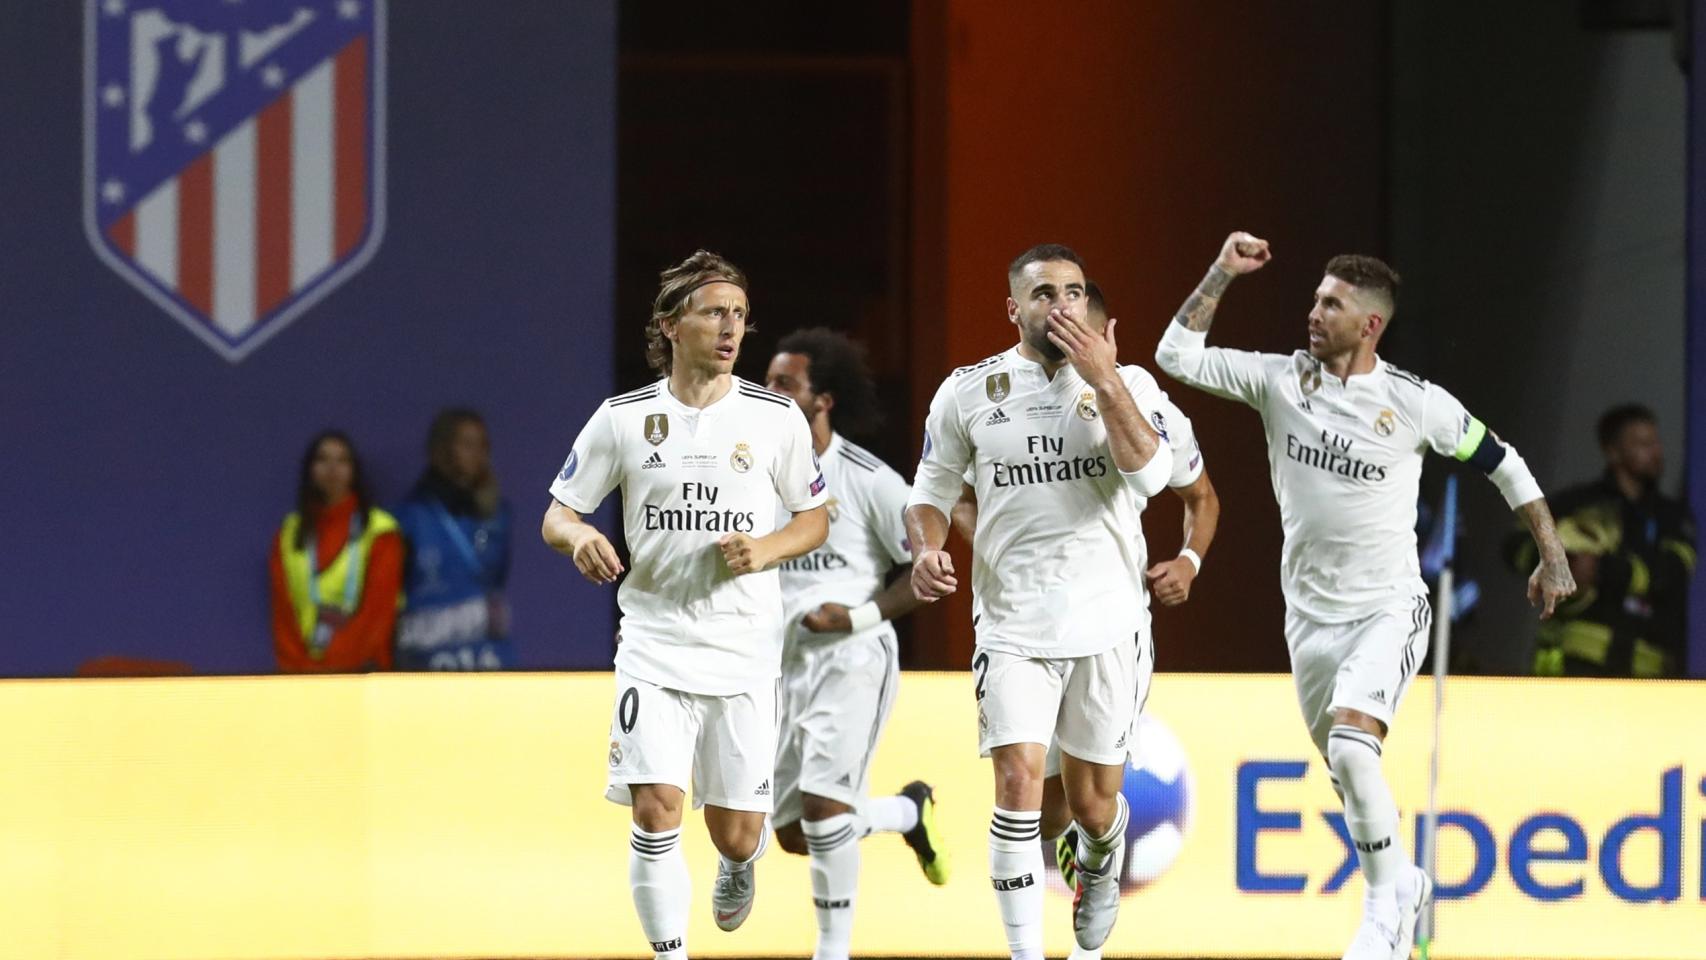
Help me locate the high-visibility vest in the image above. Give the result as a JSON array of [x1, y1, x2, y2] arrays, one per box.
[[278, 507, 399, 655]]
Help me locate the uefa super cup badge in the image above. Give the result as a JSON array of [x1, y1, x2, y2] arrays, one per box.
[[1077, 389, 1099, 421], [1374, 409, 1396, 437], [730, 442, 754, 473]]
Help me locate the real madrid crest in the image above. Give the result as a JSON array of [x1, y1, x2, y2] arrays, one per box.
[[987, 372, 1011, 404], [1076, 389, 1099, 421], [645, 413, 669, 446], [1300, 363, 1322, 397], [825, 496, 841, 522], [1374, 408, 1396, 437], [609, 741, 623, 766], [730, 441, 754, 473]]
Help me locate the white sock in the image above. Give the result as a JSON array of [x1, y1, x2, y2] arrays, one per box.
[[863, 794, 919, 834], [803, 814, 861, 960], [1067, 945, 1104, 960], [629, 824, 689, 960], [718, 823, 769, 873], [989, 807, 1044, 960], [1075, 793, 1128, 874], [1328, 725, 1405, 893]]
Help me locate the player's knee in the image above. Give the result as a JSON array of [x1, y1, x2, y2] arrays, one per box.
[[774, 821, 807, 856], [992, 758, 1042, 807], [709, 817, 764, 861], [1325, 724, 1385, 793], [801, 793, 852, 822], [630, 787, 684, 832]]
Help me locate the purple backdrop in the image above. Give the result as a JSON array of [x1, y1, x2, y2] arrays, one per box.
[[0, 1, 617, 675]]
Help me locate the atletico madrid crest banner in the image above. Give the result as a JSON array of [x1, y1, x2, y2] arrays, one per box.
[[84, 0, 385, 361]]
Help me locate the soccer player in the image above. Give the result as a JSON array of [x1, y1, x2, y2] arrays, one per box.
[[763, 326, 950, 960], [1154, 232, 1576, 960], [952, 281, 1222, 960], [542, 250, 829, 960], [906, 244, 1175, 959]]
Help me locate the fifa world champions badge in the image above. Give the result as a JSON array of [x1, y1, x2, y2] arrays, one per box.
[[85, 0, 386, 362]]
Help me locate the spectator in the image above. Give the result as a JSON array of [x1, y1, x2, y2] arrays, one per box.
[[392, 409, 515, 670], [270, 430, 402, 672], [1504, 404, 1697, 677]]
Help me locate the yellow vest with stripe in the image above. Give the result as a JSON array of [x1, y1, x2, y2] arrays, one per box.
[[278, 508, 399, 648]]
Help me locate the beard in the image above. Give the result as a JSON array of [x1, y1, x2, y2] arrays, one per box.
[[1025, 327, 1066, 364]]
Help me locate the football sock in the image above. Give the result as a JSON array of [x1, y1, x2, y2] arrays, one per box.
[[989, 807, 1044, 960], [803, 814, 861, 960], [629, 824, 689, 960], [1329, 724, 1404, 892]]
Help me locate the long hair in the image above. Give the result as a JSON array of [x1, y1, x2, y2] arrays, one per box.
[[645, 249, 750, 376], [293, 429, 375, 549]]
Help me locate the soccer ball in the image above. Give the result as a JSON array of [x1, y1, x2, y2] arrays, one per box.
[[1118, 713, 1193, 889], [1042, 713, 1194, 894]]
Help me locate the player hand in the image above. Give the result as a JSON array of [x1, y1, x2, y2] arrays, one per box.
[[719, 532, 770, 575], [571, 530, 624, 585], [802, 603, 853, 633], [1145, 557, 1197, 606], [1215, 231, 1271, 275], [911, 549, 957, 601], [1528, 556, 1577, 620], [1046, 308, 1119, 382]]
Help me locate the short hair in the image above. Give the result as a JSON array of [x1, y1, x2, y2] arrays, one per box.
[[1007, 243, 1086, 286], [1596, 403, 1656, 448], [426, 407, 485, 458], [1084, 279, 1108, 317], [645, 249, 750, 376], [775, 326, 882, 437], [1324, 254, 1401, 317]]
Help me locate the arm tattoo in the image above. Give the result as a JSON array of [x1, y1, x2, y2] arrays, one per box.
[[1516, 499, 1567, 563], [1173, 264, 1235, 332]]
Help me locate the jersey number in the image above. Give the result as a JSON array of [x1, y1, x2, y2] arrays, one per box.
[[618, 687, 639, 734], [972, 652, 990, 702]]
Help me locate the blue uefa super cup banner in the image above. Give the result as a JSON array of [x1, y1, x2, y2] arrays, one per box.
[[86, 0, 385, 361], [0, 1, 617, 675]]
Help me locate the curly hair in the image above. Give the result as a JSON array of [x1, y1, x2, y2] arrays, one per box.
[[645, 249, 750, 376], [774, 326, 882, 438]]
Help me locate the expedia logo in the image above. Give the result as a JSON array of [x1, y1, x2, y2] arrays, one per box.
[[645, 413, 669, 446], [987, 372, 1011, 403]]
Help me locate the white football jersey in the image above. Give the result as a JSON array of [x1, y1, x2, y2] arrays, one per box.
[[776, 432, 912, 650], [550, 377, 829, 695], [910, 348, 1178, 658], [1157, 324, 1540, 622]]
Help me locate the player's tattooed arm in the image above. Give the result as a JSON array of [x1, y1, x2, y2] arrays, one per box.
[[1173, 231, 1272, 332], [542, 501, 623, 585], [1515, 498, 1577, 619]]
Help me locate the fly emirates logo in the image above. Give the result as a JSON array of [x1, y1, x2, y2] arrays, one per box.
[[991, 435, 1108, 489], [1284, 429, 1389, 483], [643, 482, 757, 533]]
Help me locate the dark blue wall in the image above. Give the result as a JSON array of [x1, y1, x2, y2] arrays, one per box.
[[0, 1, 617, 675]]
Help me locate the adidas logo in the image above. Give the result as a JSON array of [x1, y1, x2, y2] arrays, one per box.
[[837, 772, 853, 787], [754, 778, 771, 797], [1114, 731, 1127, 749], [642, 452, 665, 470], [985, 407, 1010, 426], [1371, 689, 1387, 705]]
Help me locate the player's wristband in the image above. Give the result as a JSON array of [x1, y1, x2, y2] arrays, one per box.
[[848, 601, 883, 633], [1178, 548, 1203, 574]]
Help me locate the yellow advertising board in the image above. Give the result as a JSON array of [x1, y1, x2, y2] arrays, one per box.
[[0, 672, 1699, 959]]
